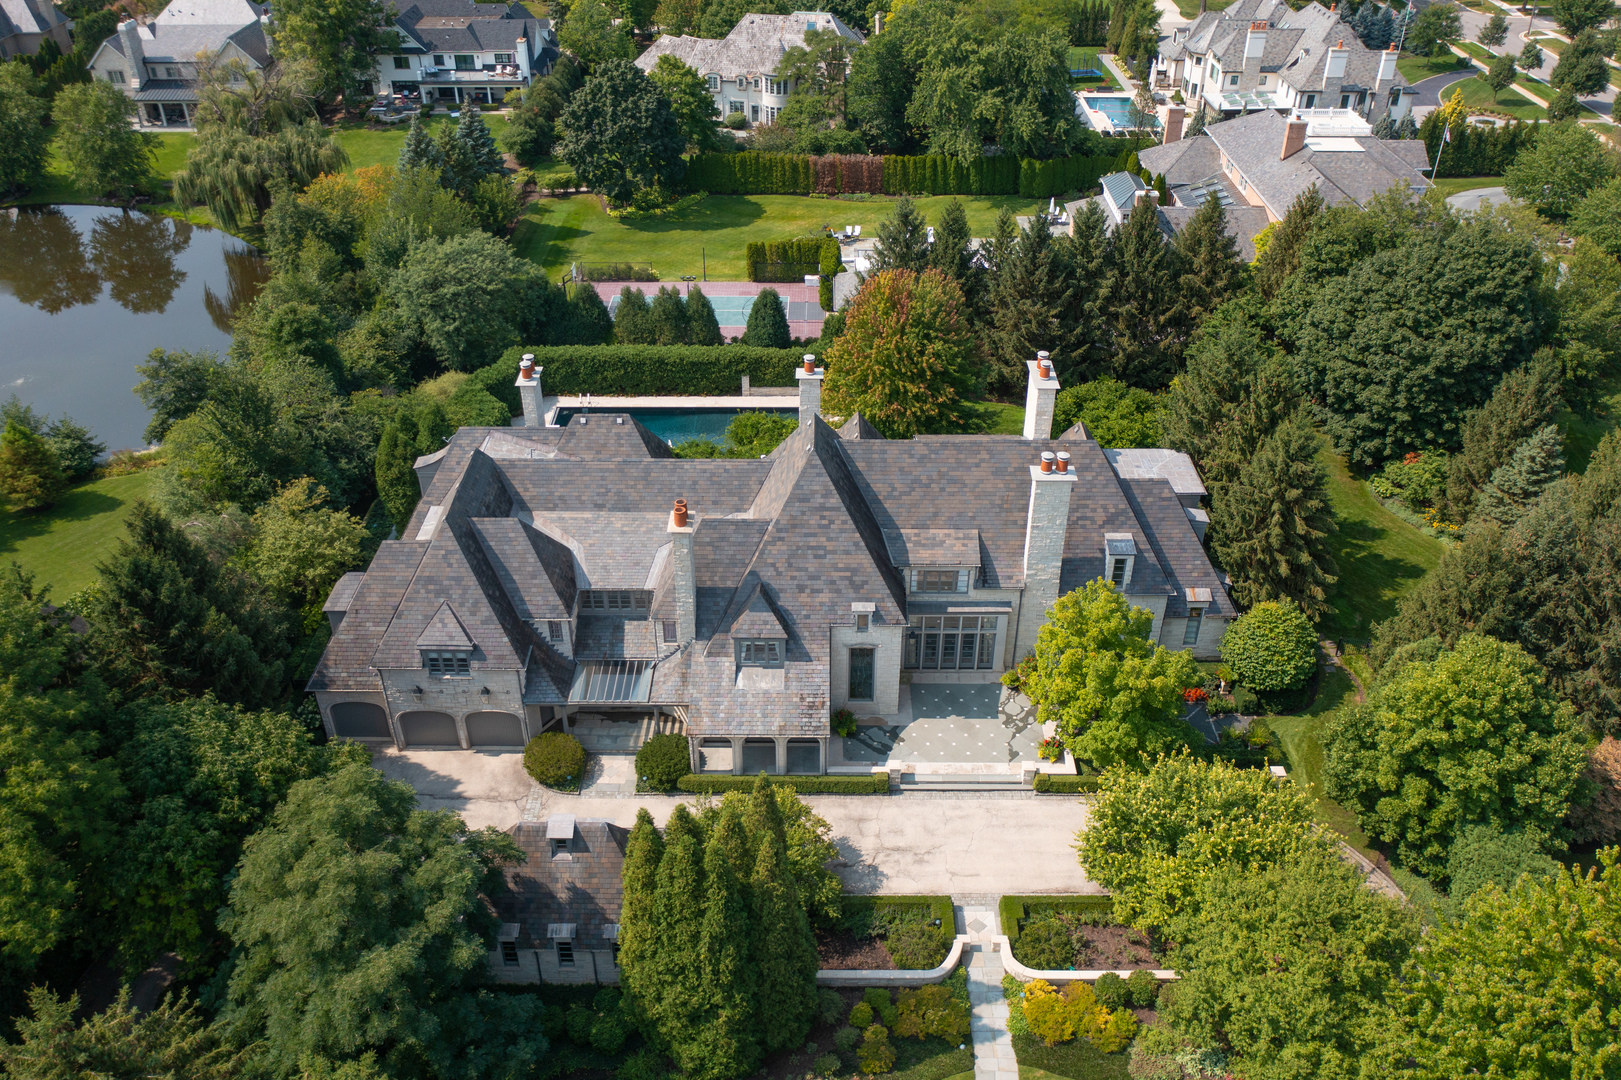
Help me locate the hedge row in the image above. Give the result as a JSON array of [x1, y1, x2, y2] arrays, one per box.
[[475, 345, 810, 408], [1420, 115, 1537, 178], [1032, 773, 1103, 794], [674, 772, 891, 793], [745, 237, 842, 282], [839, 895, 957, 963], [688, 142, 1159, 198], [998, 895, 1115, 958]]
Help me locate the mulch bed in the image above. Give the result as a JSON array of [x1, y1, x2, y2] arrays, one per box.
[[1073, 922, 1158, 969], [816, 930, 895, 970]]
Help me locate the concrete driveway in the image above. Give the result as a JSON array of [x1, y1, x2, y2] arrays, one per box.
[[1446, 186, 1509, 212], [368, 746, 535, 831]]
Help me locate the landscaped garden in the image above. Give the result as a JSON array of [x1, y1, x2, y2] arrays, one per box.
[[818, 897, 956, 971], [0, 463, 161, 596], [1001, 897, 1161, 973]]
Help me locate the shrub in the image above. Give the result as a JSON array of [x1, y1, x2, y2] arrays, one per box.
[[1093, 972, 1128, 1010], [849, 1001, 874, 1028], [894, 984, 970, 1040], [1023, 979, 1101, 1046], [834, 1026, 861, 1054], [635, 733, 690, 791], [1032, 773, 1104, 794], [524, 732, 586, 789], [1219, 600, 1318, 692], [590, 1011, 629, 1054], [616, 1049, 666, 1080], [675, 773, 890, 793], [745, 237, 841, 282], [1015, 920, 1075, 970], [582, 262, 658, 281], [1126, 968, 1160, 1007], [1371, 450, 1448, 512], [565, 1004, 595, 1045], [863, 987, 893, 1012], [819, 988, 847, 1025], [832, 708, 858, 737], [1094, 1008, 1138, 1053], [812, 1053, 841, 1076], [885, 919, 948, 970], [857, 1025, 896, 1074], [725, 111, 748, 129], [541, 1004, 567, 1040]]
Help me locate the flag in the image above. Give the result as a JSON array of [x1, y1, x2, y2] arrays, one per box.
[[1444, 125, 1452, 143]]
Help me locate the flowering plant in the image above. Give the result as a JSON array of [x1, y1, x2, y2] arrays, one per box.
[[1038, 737, 1067, 762], [1182, 687, 1209, 703]]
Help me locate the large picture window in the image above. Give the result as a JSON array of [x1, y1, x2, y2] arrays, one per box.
[[580, 590, 649, 611], [739, 640, 783, 666], [904, 616, 998, 670], [913, 569, 967, 593], [848, 648, 875, 701]]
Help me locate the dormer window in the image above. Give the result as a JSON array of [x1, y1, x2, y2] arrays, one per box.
[[424, 650, 471, 676], [740, 640, 783, 666], [736, 75, 746, 90], [707, 73, 719, 90], [912, 569, 968, 593], [1105, 533, 1137, 588]]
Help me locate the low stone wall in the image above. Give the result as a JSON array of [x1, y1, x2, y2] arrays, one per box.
[[816, 934, 970, 987], [995, 936, 1177, 983]]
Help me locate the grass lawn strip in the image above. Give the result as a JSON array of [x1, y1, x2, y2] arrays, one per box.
[[1396, 52, 1471, 83], [1444, 76, 1548, 120], [1424, 175, 1506, 200], [0, 468, 161, 597], [1265, 668, 1379, 860], [1011, 1032, 1131, 1080]]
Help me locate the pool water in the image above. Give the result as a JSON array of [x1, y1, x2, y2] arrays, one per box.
[[1085, 96, 1136, 126], [552, 407, 796, 445], [606, 292, 824, 325]]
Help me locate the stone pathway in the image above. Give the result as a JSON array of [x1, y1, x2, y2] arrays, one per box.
[[959, 899, 1018, 1080]]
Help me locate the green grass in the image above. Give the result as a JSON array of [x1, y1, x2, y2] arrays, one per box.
[[330, 113, 511, 172], [1447, 76, 1548, 120], [1531, 35, 1567, 54], [1012, 1033, 1130, 1080], [512, 193, 1046, 280], [1397, 52, 1471, 83], [1318, 443, 1446, 643], [1456, 40, 1498, 63], [0, 468, 161, 597], [884, 1037, 975, 1080], [1424, 175, 1506, 200], [1173, 0, 1233, 16], [962, 400, 1026, 435], [1266, 669, 1378, 859], [527, 155, 577, 188]]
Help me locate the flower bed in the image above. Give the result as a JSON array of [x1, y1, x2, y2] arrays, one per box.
[[999, 896, 1161, 971], [823, 896, 956, 971]]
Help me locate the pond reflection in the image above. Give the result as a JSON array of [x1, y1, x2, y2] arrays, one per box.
[[0, 205, 265, 451]]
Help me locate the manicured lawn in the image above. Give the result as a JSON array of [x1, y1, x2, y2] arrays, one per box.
[[1424, 175, 1505, 200], [1013, 1032, 1130, 1080], [1532, 35, 1567, 53], [1456, 40, 1497, 63], [331, 113, 511, 172], [1448, 76, 1547, 120], [0, 468, 161, 597], [1266, 669, 1378, 859], [1066, 47, 1102, 72], [1397, 51, 1470, 83], [963, 400, 1026, 435], [1173, 0, 1233, 16], [1317, 443, 1446, 644], [512, 193, 1046, 280], [5, 132, 198, 208]]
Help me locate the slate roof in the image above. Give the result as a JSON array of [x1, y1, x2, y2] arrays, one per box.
[[99, 16, 272, 68], [634, 10, 863, 81], [496, 820, 627, 949], [0, 0, 67, 40], [311, 406, 1230, 734]]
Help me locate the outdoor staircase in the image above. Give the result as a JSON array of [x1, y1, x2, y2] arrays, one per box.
[[893, 773, 1030, 794]]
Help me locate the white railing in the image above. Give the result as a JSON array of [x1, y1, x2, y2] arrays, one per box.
[[995, 936, 1178, 983]]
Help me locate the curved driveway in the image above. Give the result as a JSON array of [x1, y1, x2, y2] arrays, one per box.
[[1410, 67, 1477, 106]]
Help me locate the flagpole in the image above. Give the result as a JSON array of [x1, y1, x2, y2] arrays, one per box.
[[1431, 117, 1449, 176]]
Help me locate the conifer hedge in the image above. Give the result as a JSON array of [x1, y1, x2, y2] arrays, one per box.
[[674, 773, 891, 793], [745, 237, 843, 282], [1032, 773, 1104, 793], [476, 345, 810, 408]]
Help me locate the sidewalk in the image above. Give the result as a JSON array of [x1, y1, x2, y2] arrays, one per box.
[[961, 899, 1017, 1080]]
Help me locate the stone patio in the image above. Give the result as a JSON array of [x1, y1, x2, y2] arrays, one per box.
[[834, 681, 1046, 772]]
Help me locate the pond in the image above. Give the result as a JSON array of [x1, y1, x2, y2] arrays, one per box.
[[0, 205, 268, 452]]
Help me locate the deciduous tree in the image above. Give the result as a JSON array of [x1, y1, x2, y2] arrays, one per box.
[[387, 233, 558, 371], [1218, 599, 1316, 692], [1551, 28, 1614, 98], [0, 65, 49, 196], [51, 81, 157, 199], [557, 58, 685, 205], [174, 120, 349, 232], [649, 54, 722, 152], [559, 0, 634, 67], [265, 0, 391, 102], [1049, 378, 1163, 446], [1551, 0, 1615, 37], [1505, 120, 1617, 216], [1478, 12, 1508, 47]]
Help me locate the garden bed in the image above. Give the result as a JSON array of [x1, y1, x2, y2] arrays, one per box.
[[756, 979, 973, 1080], [1000, 896, 1162, 971], [827, 896, 956, 970], [818, 931, 897, 970]]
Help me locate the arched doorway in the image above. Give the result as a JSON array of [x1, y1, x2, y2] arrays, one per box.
[[466, 711, 524, 747], [330, 701, 391, 739], [398, 711, 460, 747]]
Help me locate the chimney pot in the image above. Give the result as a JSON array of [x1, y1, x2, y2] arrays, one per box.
[[1056, 451, 1071, 474], [1336, 38, 1343, 47], [1040, 452, 1055, 474], [673, 499, 688, 528], [1036, 351, 1053, 378], [803, 354, 816, 374], [519, 356, 535, 380]]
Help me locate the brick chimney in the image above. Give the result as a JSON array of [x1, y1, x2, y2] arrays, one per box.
[[1281, 118, 1309, 159], [1015, 451, 1078, 658], [1164, 105, 1186, 144], [117, 19, 145, 90], [1022, 352, 1060, 439], [796, 353, 823, 427], [515, 353, 544, 427], [667, 499, 695, 645]]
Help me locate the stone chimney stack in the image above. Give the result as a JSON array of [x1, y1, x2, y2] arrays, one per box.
[[796, 353, 823, 427], [1022, 351, 1060, 440], [515, 354, 544, 427], [1376, 44, 1397, 86], [667, 499, 695, 645], [1325, 40, 1349, 81], [1164, 105, 1186, 143], [1281, 118, 1309, 159], [1015, 451, 1078, 658], [117, 19, 145, 90], [1245, 20, 1267, 59]]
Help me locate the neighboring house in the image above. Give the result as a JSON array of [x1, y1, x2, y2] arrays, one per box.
[[307, 356, 1232, 768], [1137, 107, 1432, 230], [1155, 0, 1413, 124], [1069, 167, 1273, 262], [488, 815, 626, 985], [372, 0, 556, 106], [84, 0, 270, 127], [633, 10, 862, 126], [0, 0, 71, 61]]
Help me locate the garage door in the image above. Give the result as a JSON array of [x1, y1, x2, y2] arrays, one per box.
[[466, 711, 524, 747], [330, 701, 391, 739], [399, 711, 460, 747]]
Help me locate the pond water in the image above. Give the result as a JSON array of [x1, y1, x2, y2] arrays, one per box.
[[0, 205, 268, 452]]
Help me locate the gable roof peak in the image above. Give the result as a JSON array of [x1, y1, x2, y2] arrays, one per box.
[[416, 600, 476, 649]]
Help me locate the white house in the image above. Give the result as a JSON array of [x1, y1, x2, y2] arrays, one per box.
[[0, 0, 71, 62], [372, 0, 556, 107], [633, 10, 862, 125], [84, 0, 271, 127]]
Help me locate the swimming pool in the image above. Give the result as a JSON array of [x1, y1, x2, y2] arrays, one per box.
[[1085, 96, 1137, 127], [551, 407, 796, 445], [605, 292, 824, 325]]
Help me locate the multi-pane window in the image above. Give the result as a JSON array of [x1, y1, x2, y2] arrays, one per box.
[[425, 650, 471, 676], [914, 569, 967, 593], [108, 69, 125, 83], [580, 590, 649, 611], [662, 619, 678, 642], [1183, 607, 1204, 646], [1110, 558, 1128, 586], [764, 106, 779, 123], [164, 65, 179, 78], [494, 52, 514, 63], [766, 77, 788, 95], [1229, 73, 1239, 85], [393, 55, 411, 69], [501, 940, 520, 965], [707, 73, 720, 90], [433, 54, 446, 65], [736, 75, 747, 89], [740, 640, 783, 666], [905, 616, 998, 670], [848, 648, 875, 701], [455, 54, 475, 70], [728, 99, 744, 116]]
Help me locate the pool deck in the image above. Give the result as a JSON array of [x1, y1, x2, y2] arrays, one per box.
[[538, 394, 799, 428], [587, 279, 826, 339]]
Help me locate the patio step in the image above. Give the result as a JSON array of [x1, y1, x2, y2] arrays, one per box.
[[895, 773, 1029, 792]]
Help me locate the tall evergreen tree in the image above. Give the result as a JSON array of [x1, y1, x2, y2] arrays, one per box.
[[1105, 194, 1187, 388], [867, 197, 931, 275], [686, 285, 723, 345], [552, 283, 615, 345], [1472, 424, 1566, 530], [927, 197, 976, 294], [1253, 185, 1325, 301], [742, 773, 787, 854], [399, 113, 443, 174], [1210, 415, 1338, 620], [615, 286, 655, 345], [742, 288, 791, 348], [455, 106, 505, 177], [648, 286, 690, 345], [985, 206, 1107, 392], [1172, 192, 1244, 329], [1440, 355, 1563, 522], [0, 420, 67, 511], [687, 815, 759, 1079], [637, 823, 707, 1063], [618, 807, 664, 976], [749, 829, 819, 1055]]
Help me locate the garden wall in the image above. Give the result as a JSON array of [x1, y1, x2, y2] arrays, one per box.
[[997, 895, 1176, 983], [816, 935, 970, 987]]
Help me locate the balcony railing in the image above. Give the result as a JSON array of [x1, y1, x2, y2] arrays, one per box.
[[417, 66, 526, 82]]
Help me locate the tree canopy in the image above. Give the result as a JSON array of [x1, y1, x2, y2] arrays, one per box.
[[556, 59, 686, 206]]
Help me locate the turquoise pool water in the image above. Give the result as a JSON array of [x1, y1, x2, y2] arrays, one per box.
[[552, 407, 796, 445], [1085, 96, 1135, 126]]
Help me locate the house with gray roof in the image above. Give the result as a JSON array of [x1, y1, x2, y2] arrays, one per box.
[[373, 0, 556, 107], [633, 10, 862, 126], [1155, 0, 1412, 125], [488, 816, 626, 985], [85, 0, 271, 127], [0, 0, 70, 62], [308, 357, 1231, 771], [1138, 107, 1431, 226]]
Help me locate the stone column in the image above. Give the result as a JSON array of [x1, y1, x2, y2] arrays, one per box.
[[731, 736, 745, 775], [774, 737, 787, 776]]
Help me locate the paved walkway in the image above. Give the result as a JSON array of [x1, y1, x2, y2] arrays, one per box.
[[1445, 186, 1508, 212], [961, 899, 1017, 1080]]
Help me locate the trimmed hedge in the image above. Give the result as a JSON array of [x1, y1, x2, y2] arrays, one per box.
[[635, 733, 691, 792], [675, 772, 891, 793], [746, 237, 842, 282], [475, 345, 810, 409], [1033, 773, 1103, 794], [524, 732, 585, 791], [839, 895, 957, 968], [999, 895, 1115, 961]]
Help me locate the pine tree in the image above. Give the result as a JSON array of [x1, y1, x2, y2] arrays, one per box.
[[1210, 414, 1338, 620], [1441, 355, 1562, 522], [686, 285, 723, 346], [684, 814, 759, 1080], [456, 106, 505, 176], [1172, 192, 1244, 327], [648, 286, 690, 345], [1105, 195, 1186, 388], [0, 419, 67, 511], [867, 196, 931, 275], [742, 287, 790, 348], [928, 197, 975, 295], [1372, 112, 1396, 139], [615, 286, 655, 344], [399, 113, 443, 175], [635, 822, 707, 1062], [749, 828, 819, 1054], [1472, 424, 1566, 529], [1395, 112, 1419, 139], [1253, 185, 1325, 301], [618, 808, 664, 974], [555, 283, 615, 345], [1185, 104, 1208, 137]]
